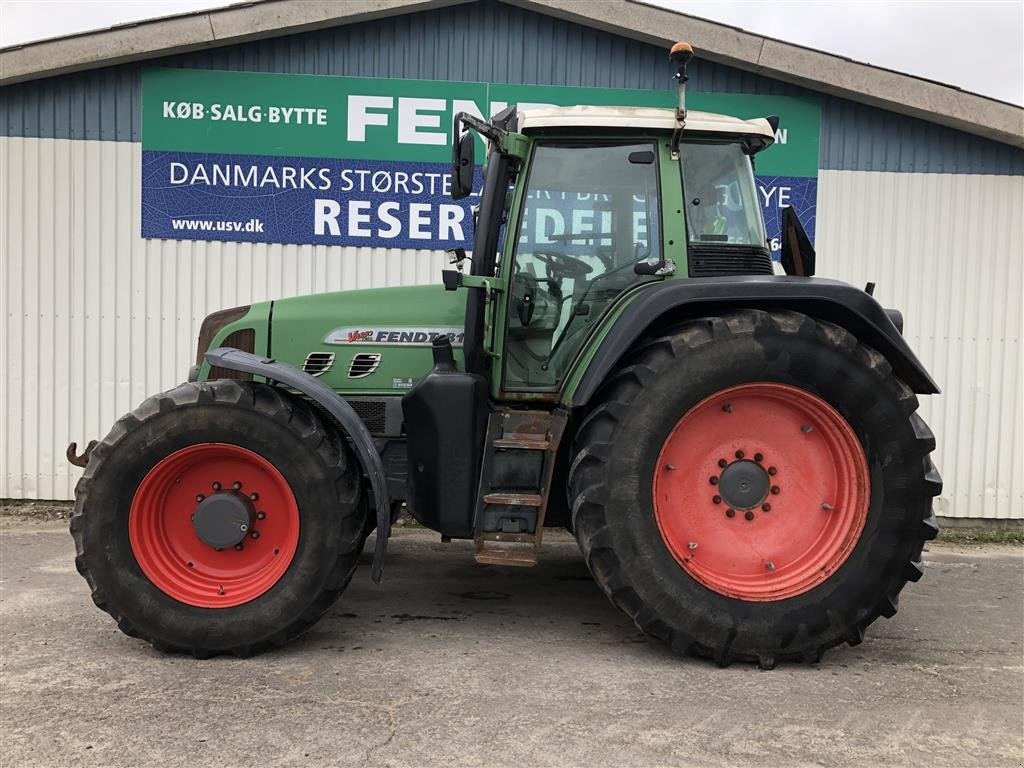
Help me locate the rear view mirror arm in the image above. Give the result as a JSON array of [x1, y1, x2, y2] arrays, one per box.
[[453, 112, 506, 145]]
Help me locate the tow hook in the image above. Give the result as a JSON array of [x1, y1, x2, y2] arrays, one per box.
[[67, 441, 98, 468]]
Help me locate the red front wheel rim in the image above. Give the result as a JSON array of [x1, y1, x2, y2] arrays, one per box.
[[129, 443, 300, 608], [653, 383, 870, 601]]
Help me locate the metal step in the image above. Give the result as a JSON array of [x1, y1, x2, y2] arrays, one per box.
[[474, 532, 539, 567], [492, 436, 551, 450], [474, 547, 538, 567], [473, 408, 568, 569], [482, 492, 543, 507]]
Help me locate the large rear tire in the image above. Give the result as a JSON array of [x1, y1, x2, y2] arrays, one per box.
[[70, 380, 367, 657], [568, 310, 941, 667]]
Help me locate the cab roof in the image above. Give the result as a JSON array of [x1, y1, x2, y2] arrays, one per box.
[[515, 105, 776, 145]]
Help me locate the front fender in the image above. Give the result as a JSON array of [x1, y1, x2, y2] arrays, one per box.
[[567, 276, 939, 408], [205, 347, 391, 583]]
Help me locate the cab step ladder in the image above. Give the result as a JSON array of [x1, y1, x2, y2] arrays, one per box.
[[473, 407, 568, 566]]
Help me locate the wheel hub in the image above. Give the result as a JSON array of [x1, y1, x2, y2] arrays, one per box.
[[717, 459, 770, 510], [193, 492, 253, 549], [129, 443, 300, 608], [652, 382, 870, 602]]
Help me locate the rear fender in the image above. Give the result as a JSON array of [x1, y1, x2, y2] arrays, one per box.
[[205, 347, 391, 583], [567, 276, 939, 409]]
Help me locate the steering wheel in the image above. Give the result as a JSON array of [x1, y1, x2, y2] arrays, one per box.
[[534, 250, 594, 279]]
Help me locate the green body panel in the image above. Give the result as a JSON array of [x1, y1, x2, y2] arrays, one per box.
[[270, 284, 466, 395]]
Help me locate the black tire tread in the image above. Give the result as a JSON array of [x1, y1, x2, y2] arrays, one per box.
[[70, 379, 363, 658], [568, 309, 942, 666]]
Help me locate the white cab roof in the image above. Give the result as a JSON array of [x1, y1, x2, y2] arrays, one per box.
[[515, 105, 775, 144]]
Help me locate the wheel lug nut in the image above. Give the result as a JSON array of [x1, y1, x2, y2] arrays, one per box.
[[735, 450, 744, 459], [821, 502, 835, 511], [688, 542, 698, 550], [233, 481, 242, 490], [665, 463, 676, 471], [190, 513, 195, 522], [770, 485, 780, 495], [256, 511, 266, 520], [722, 404, 732, 413], [712, 495, 722, 504], [709, 476, 719, 485], [234, 543, 244, 551], [762, 503, 771, 512], [718, 458, 728, 468], [754, 453, 764, 462], [196, 494, 204, 502], [801, 425, 813, 433], [768, 467, 777, 476], [212, 482, 221, 491], [249, 492, 259, 501], [765, 560, 775, 571], [744, 510, 755, 521], [726, 508, 735, 518], [251, 531, 260, 539]]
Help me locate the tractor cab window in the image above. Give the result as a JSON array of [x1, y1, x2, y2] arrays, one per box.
[[504, 142, 661, 389], [680, 142, 766, 247]]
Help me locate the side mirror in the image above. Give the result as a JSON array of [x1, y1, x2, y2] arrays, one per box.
[[780, 206, 816, 277], [451, 117, 475, 200]]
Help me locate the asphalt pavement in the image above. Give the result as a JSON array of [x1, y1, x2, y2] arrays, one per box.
[[1, 519, 1022, 768]]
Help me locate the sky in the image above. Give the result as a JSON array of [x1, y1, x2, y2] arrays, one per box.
[[1, 0, 1021, 106]]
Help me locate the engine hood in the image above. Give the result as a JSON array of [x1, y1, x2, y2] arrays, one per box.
[[270, 283, 466, 394]]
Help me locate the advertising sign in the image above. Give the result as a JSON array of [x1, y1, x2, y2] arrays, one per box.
[[141, 69, 820, 255]]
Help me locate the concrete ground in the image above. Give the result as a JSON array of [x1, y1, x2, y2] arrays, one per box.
[[1, 520, 1022, 768]]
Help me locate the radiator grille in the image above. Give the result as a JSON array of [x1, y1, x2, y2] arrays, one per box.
[[349, 400, 387, 434], [688, 246, 774, 277], [209, 328, 254, 380]]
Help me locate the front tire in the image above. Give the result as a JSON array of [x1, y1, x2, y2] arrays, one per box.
[[569, 310, 941, 667], [71, 380, 367, 657]]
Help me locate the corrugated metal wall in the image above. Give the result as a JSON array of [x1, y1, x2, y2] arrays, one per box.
[[817, 170, 1024, 519], [3, 0, 1023, 174], [1, 137, 447, 499]]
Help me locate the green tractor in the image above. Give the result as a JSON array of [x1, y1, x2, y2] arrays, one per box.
[[71, 44, 941, 667]]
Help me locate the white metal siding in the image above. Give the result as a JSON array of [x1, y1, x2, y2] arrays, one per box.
[[817, 169, 1024, 519], [2, 138, 1023, 519], [1, 137, 448, 499]]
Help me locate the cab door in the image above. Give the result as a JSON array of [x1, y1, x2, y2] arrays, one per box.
[[496, 138, 671, 396]]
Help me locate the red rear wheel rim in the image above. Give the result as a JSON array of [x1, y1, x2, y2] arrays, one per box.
[[653, 383, 869, 601], [129, 443, 299, 608]]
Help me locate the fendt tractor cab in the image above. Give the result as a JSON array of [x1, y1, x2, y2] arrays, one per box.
[[71, 44, 941, 667]]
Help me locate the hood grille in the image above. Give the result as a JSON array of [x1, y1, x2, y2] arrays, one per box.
[[302, 352, 335, 377], [348, 353, 381, 378], [688, 245, 774, 277]]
